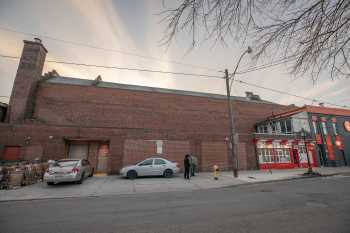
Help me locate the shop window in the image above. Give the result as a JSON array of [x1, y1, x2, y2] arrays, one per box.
[[280, 119, 292, 134], [312, 121, 318, 134], [332, 123, 338, 135], [275, 122, 281, 133], [256, 126, 261, 133], [262, 125, 268, 133], [286, 119, 292, 133], [258, 147, 291, 164], [270, 122, 276, 134], [321, 122, 328, 135], [276, 148, 291, 162], [256, 125, 268, 134], [280, 120, 286, 133]]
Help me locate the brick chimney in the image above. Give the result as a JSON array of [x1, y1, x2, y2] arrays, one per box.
[[7, 38, 47, 123]]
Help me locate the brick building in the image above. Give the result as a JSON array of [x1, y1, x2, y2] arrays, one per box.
[[254, 106, 350, 169], [0, 39, 294, 174]]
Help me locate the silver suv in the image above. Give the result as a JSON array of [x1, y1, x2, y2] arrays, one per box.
[[44, 159, 93, 185]]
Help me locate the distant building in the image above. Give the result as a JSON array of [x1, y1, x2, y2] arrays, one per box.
[[0, 39, 294, 173], [254, 106, 350, 169]]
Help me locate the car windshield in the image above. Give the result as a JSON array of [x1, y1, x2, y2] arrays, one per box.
[[53, 160, 78, 167]]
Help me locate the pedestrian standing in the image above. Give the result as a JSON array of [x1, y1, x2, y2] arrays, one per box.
[[184, 154, 191, 180]]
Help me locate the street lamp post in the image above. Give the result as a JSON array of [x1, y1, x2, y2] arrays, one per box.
[[300, 128, 313, 174], [225, 47, 252, 178]]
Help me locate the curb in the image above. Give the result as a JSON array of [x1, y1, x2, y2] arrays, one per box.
[[225, 171, 350, 188], [0, 171, 349, 203]]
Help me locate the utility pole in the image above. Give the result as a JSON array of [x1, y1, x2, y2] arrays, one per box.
[[224, 46, 252, 178], [225, 69, 238, 178]]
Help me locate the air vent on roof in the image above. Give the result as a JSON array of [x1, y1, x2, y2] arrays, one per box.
[[245, 91, 261, 101], [92, 75, 102, 86]]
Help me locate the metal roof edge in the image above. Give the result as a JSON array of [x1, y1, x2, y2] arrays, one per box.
[[43, 76, 277, 104]]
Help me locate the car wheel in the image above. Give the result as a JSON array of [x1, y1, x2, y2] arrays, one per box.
[[77, 173, 85, 184], [163, 169, 173, 178], [88, 168, 94, 177], [127, 170, 137, 179], [47, 182, 54, 185]]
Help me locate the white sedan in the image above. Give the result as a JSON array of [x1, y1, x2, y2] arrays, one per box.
[[120, 157, 179, 179]]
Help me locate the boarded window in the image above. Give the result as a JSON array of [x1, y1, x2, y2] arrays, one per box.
[[68, 143, 88, 159], [3, 146, 21, 161]]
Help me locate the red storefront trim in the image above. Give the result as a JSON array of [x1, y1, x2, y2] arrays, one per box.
[[259, 163, 295, 169], [280, 139, 288, 145], [259, 162, 317, 170]]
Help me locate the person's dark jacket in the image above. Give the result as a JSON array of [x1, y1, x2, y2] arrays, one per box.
[[184, 157, 191, 168]]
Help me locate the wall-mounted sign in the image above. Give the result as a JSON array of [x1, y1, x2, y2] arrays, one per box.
[[344, 121, 350, 132]]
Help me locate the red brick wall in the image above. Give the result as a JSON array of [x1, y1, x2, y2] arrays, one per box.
[[1, 75, 294, 173], [123, 139, 190, 171], [162, 140, 190, 170], [123, 140, 156, 166], [201, 141, 229, 171]]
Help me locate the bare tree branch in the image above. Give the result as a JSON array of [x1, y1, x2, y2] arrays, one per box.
[[160, 0, 350, 80]]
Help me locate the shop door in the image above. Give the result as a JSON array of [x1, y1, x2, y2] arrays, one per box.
[[96, 143, 109, 173], [317, 145, 327, 166], [3, 146, 21, 161], [68, 143, 88, 159], [292, 149, 300, 167]]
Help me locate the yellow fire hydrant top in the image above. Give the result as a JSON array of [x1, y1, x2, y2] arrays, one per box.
[[213, 165, 219, 180]]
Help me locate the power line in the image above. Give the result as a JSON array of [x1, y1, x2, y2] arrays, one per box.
[[235, 79, 350, 109], [0, 25, 302, 78], [0, 25, 221, 73], [237, 58, 295, 75], [0, 53, 348, 109], [0, 54, 223, 79]]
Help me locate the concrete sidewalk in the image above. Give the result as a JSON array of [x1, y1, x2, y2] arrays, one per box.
[[1, 167, 350, 201]]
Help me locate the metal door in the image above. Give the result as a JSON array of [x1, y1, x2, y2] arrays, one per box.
[[96, 143, 109, 173], [68, 143, 88, 159]]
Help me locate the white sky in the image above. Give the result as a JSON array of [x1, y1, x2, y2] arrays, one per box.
[[0, 0, 349, 108]]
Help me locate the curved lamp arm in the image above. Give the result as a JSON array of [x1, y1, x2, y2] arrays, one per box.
[[229, 46, 252, 94]]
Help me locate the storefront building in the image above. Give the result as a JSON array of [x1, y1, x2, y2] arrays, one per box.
[[254, 106, 350, 169]]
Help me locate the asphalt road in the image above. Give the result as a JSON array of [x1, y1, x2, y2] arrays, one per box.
[[1, 175, 350, 233]]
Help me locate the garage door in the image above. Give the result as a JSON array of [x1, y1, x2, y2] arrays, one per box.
[[3, 146, 21, 161], [68, 144, 88, 159]]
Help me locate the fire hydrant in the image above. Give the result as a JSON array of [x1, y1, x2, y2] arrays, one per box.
[[213, 165, 219, 180]]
